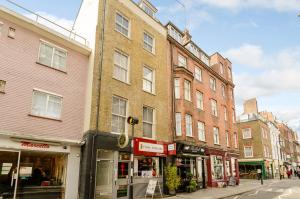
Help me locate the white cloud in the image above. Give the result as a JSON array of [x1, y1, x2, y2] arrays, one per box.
[[196, 0, 300, 12]]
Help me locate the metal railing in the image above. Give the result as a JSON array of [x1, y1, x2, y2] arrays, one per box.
[[5, 0, 88, 46]]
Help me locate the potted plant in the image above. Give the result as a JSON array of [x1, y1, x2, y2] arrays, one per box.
[[165, 164, 181, 195]]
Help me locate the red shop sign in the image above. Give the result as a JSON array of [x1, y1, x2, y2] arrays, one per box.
[[168, 143, 176, 155], [21, 141, 50, 149], [134, 137, 168, 157]]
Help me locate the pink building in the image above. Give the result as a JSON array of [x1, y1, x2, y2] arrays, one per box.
[[0, 7, 90, 199]]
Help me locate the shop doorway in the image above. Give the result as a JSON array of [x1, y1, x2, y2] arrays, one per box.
[[0, 150, 20, 199], [95, 150, 116, 199]]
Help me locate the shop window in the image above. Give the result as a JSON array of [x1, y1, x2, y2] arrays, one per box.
[[226, 160, 231, 177], [211, 155, 224, 180], [231, 158, 236, 177], [134, 157, 160, 178]]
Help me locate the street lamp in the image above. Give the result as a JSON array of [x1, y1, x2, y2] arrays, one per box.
[[127, 116, 139, 199]]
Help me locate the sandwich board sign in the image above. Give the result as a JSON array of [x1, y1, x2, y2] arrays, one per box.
[[145, 179, 163, 199]]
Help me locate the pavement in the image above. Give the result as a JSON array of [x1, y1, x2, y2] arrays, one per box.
[[141, 179, 282, 199], [224, 178, 300, 199]]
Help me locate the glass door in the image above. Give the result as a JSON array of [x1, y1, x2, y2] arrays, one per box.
[[0, 150, 20, 199], [95, 160, 114, 199]]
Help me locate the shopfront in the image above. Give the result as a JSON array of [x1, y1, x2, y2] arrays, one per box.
[[226, 152, 240, 185], [175, 143, 207, 191], [206, 148, 226, 187], [133, 138, 168, 198], [0, 135, 80, 199]]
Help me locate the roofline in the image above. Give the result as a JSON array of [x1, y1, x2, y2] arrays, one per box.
[[211, 52, 232, 64], [0, 6, 91, 56], [165, 21, 184, 35]]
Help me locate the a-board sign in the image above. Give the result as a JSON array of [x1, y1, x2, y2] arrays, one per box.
[[146, 179, 157, 195]]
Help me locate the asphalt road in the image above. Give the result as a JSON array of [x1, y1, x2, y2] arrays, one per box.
[[225, 178, 300, 199]]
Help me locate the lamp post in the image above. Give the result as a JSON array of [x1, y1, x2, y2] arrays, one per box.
[[127, 116, 139, 199]]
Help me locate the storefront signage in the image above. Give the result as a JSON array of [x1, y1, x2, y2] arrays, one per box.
[[177, 143, 205, 155], [134, 138, 167, 157], [168, 143, 176, 155], [21, 141, 49, 149], [118, 134, 129, 148]]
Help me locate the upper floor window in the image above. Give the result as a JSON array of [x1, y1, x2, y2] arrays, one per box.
[[143, 106, 154, 138], [221, 85, 226, 98], [244, 146, 253, 157], [38, 41, 67, 71], [185, 114, 193, 137], [198, 121, 205, 141], [143, 32, 155, 53], [224, 107, 228, 121], [242, 128, 252, 139], [113, 50, 129, 83], [168, 26, 183, 44], [226, 131, 230, 147], [232, 108, 236, 123], [196, 91, 203, 110], [220, 63, 224, 74], [178, 54, 187, 68], [31, 90, 63, 120], [174, 78, 180, 99], [175, 113, 182, 136], [112, 96, 127, 134], [143, 66, 154, 93], [228, 67, 232, 79], [184, 80, 191, 101], [195, 67, 202, 82], [234, 132, 238, 148], [213, 127, 220, 145], [210, 77, 216, 91], [115, 12, 129, 37], [211, 99, 218, 117]]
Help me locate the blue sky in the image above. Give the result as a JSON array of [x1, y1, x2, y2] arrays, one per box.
[[2, 0, 300, 135]]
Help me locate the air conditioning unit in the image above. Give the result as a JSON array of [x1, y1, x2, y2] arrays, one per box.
[[8, 27, 16, 39]]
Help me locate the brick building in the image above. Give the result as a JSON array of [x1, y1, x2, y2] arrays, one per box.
[[0, 6, 90, 199], [237, 99, 274, 179], [166, 22, 239, 188], [74, 0, 171, 198]]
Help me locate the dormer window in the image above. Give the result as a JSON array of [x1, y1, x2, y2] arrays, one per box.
[[139, 0, 157, 18]]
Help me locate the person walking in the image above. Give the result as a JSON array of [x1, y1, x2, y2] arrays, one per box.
[[297, 168, 300, 179], [280, 167, 284, 180]]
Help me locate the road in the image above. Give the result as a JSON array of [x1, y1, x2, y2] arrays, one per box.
[[225, 178, 300, 199]]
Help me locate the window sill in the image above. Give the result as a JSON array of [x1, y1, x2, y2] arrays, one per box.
[[214, 143, 221, 146], [143, 47, 155, 56], [112, 77, 131, 85], [211, 115, 219, 119], [36, 62, 67, 74], [242, 137, 252, 140], [186, 135, 194, 138], [28, 114, 62, 122], [114, 29, 131, 40], [143, 90, 156, 96], [199, 140, 206, 143]]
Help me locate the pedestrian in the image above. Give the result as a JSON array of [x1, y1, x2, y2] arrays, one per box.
[[297, 168, 300, 179], [280, 167, 284, 180]]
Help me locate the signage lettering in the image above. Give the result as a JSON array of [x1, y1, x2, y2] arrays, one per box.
[[139, 142, 164, 153], [21, 141, 50, 149]]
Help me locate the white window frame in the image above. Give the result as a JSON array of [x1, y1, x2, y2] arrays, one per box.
[[211, 99, 218, 117], [175, 113, 182, 136], [185, 114, 193, 137], [184, 80, 191, 101], [38, 40, 67, 71], [242, 128, 252, 139], [197, 121, 205, 141], [143, 106, 154, 139], [226, 131, 230, 147], [228, 67, 232, 79], [143, 31, 155, 54], [220, 62, 224, 74], [111, 96, 127, 134], [213, 127, 220, 145], [196, 91, 203, 110], [31, 89, 63, 120], [221, 85, 226, 98], [113, 50, 129, 83], [141, 3, 154, 17], [195, 66, 202, 81], [143, 66, 155, 94], [244, 146, 253, 158], [224, 107, 228, 121], [174, 78, 180, 99], [210, 77, 216, 91], [115, 12, 130, 38], [178, 54, 187, 68]]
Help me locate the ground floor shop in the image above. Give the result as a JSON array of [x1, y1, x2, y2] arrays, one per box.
[[206, 148, 239, 187], [175, 143, 207, 192], [79, 132, 170, 199], [238, 159, 274, 180], [0, 134, 80, 199]]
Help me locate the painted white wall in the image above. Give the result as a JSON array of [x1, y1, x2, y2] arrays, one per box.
[[65, 146, 81, 199], [73, 0, 99, 132]]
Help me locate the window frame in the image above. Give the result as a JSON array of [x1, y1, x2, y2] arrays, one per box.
[[175, 113, 182, 136], [178, 54, 187, 68], [143, 65, 155, 94], [184, 80, 191, 101], [185, 114, 193, 137], [196, 91, 203, 110], [244, 146, 253, 158], [115, 11, 130, 38], [242, 128, 252, 139], [209, 77, 216, 91], [38, 40, 67, 72], [226, 131, 230, 147], [113, 49, 130, 84], [224, 106, 228, 121], [234, 132, 238, 148], [143, 31, 155, 54], [31, 89, 63, 120], [213, 127, 220, 145], [211, 99, 218, 117], [195, 66, 202, 82], [143, 106, 154, 139], [174, 78, 180, 99], [111, 96, 128, 135], [197, 121, 205, 141], [220, 62, 224, 74]]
